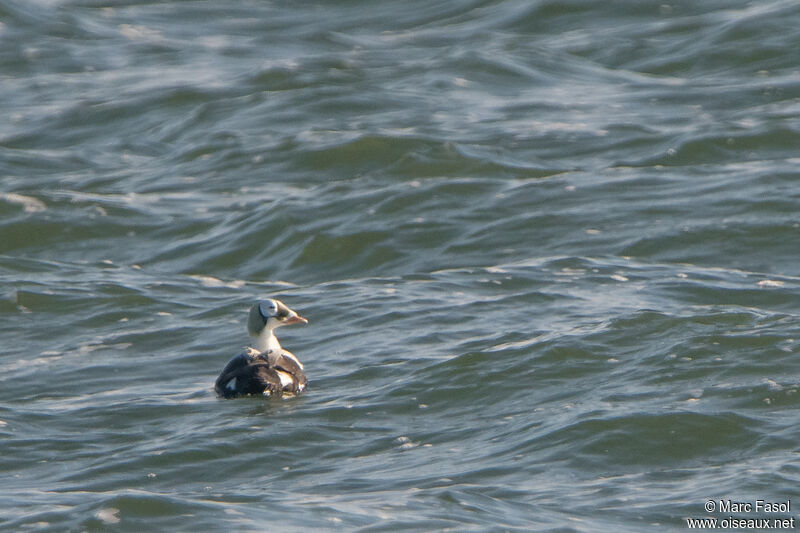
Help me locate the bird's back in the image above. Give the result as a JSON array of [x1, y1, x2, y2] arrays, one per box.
[[215, 347, 306, 398]]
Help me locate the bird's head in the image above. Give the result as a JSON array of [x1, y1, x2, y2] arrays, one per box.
[[247, 299, 308, 337]]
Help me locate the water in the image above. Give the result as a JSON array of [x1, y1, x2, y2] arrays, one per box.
[[2, 0, 800, 531]]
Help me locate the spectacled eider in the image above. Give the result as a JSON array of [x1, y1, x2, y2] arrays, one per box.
[[215, 299, 308, 399]]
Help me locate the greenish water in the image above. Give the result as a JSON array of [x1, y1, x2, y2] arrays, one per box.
[[2, 1, 800, 531]]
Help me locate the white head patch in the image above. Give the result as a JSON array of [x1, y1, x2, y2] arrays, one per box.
[[259, 300, 278, 318]]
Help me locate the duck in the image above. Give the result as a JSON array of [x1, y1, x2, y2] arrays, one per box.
[[215, 299, 309, 399]]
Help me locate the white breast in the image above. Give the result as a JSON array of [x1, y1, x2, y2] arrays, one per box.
[[275, 370, 294, 389]]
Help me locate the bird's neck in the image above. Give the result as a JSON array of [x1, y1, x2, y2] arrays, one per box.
[[253, 327, 281, 353]]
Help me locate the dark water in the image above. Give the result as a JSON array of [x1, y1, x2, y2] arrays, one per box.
[[2, 1, 800, 531]]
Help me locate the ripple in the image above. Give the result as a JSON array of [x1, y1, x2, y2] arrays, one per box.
[[3, 0, 800, 530]]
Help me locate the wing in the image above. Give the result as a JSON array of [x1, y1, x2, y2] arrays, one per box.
[[215, 352, 250, 395], [214, 348, 307, 398], [216, 362, 285, 398], [273, 349, 308, 393], [215, 349, 271, 397]]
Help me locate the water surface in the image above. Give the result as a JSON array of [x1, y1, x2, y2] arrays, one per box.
[[2, 1, 800, 531]]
